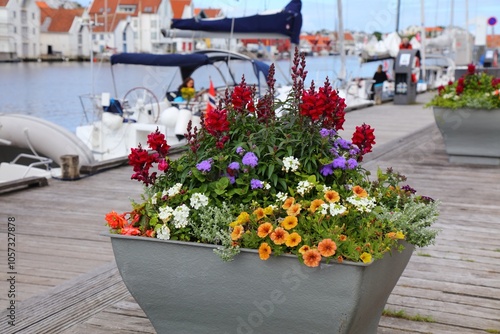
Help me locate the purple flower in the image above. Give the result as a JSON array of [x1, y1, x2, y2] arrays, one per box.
[[320, 163, 334, 176], [335, 138, 350, 150], [228, 175, 236, 184], [332, 156, 347, 169], [228, 162, 240, 170], [250, 179, 263, 189], [242, 152, 258, 167], [196, 159, 212, 172], [236, 146, 245, 155], [320, 128, 337, 137], [349, 147, 360, 156], [346, 158, 358, 170], [401, 185, 417, 194]]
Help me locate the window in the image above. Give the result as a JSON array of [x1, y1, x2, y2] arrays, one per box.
[[32, 12, 35, 19], [92, 34, 96, 40], [151, 32, 157, 39], [12, 11, 16, 19], [100, 34, 104, 40], [144, 6, 153, 13], [150, 20, 157, 28], [117, 5, 136, 13]]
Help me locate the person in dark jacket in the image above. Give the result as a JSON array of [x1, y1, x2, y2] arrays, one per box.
[[371, 65, 388, 100]]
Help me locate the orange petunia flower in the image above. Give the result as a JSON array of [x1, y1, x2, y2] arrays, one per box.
[[257, 222, 274, 238], [337, 255, 344, 263], [324, 190, 340, 203], [231, 225, 244, 240], [352, 185, 368, 198], [105, 211, 127, 229], [285, 232, 302, 247], [298, 245, 311, 254], [258, 242, 272, 260], [286, 203, 302, 217], [309, 199, 325, 213], [339, 234, 347, 242], [303, 249, 322, 267], [360, 252, 372, 263], [281, 216, 298, 230], [282, 197, 295, 210], [317, 238, 337, 257], [270, 227, 289, 245], [253, 207, 266, 220]]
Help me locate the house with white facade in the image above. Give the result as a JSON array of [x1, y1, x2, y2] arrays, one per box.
[[37, 1, 90, 59], [0, 0, 40, 60]]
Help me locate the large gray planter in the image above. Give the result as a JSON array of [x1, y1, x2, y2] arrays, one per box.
[[107, 233, 413, 334], [433, 107, 500, 165]]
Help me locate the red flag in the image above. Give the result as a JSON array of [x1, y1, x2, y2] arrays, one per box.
[[206, 79, 216, 114]]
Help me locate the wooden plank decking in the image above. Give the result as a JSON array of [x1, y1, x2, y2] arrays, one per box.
[[1, 95, 499, 333]]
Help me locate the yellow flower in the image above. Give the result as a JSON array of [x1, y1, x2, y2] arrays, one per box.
[[236, 212, 250, 224], [360, 252, 372, 264], [231, 225, 244, 241], [324, 190, 340, 203], [352, 186, 368, 198], [309, 199, 325, 213], [281, 216, 298, 230], [253, 208, 266, 220], [285, 232, 302, 247], [298, 245, 311, 254], [395, 231, 405, 239], [263, 206, 274, 215], [258, 242, 272, 260], [282, 197, 295, 210], [257, 222, 273, 238], [286, 203, 301, 217]]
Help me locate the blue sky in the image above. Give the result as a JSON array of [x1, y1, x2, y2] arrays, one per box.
[[190, 0, 500, 34]]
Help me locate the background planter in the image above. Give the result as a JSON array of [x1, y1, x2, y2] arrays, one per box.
[[107, 233, 413, 334], [433, 107, 500, 165]]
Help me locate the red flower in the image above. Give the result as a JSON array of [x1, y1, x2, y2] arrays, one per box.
[[455, 84, 464, 95], [231, 80, 255, 113], [121, 225, 141, 236], [352, 123, 376, 161], [467, 63, 476, 75], [128, 144, 158, 185], [299, 81, 346, 130], [205, 108, 230, 136], [437, 85, 445, 95], [147, 128, 170, 157]]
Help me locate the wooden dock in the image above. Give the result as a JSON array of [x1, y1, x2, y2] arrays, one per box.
[[1, 94, 499, 333]]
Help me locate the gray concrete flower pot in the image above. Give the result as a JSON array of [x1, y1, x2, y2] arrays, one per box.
[[106, 233, 413, 334], [433, 107, 500, 165]]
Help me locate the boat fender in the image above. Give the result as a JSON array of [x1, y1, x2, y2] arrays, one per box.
[[159, 107, 180, 128], [102, 112, 123, 130], [174, 109, 192, 139]]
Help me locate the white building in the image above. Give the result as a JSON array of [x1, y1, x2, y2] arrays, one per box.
[[0, 0, 40, 60]]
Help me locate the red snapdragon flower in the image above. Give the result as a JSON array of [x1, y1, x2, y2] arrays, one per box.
[[205, 108, 230, 136], [128, 144, 158, 185], [351, 123, 376, 161], [466, 63, 476, 75], [147, 128, 170, 157], [231, 81, 255, 113], [437, 85, 445, 95]]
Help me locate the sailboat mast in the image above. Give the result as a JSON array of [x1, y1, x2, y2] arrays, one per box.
[[337, 0, 346, 81], [396, 0, 401, 32]]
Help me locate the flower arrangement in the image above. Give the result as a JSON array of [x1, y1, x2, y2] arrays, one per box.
[[426, 63, 500, 110], [106, 51, 439, 267], [180, 87, 196, 101]]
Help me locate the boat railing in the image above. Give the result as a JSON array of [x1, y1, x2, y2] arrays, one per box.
[[10, 153, 53, 178], [79, 93, 104, 123]]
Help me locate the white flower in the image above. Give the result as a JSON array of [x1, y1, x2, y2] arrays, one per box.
[[158, 205, 174, 223], [156, 224, 171, 240], [322, 185, 332, 193], [151, 193, 158, 205], [165, 183, 183, 197], [297, 180, 313, 196], [319, 203, 347, 216], [190, 193, 209, 210], [263, 182, 271, 190], [485, 92, 491, 97], [276, 192, 288, 202], [282, 156, 300, 173], [346, 195, 376, 213], [453, 95, 460, 101], [319, 203, 329, 215], [173, 204, 190, 228]]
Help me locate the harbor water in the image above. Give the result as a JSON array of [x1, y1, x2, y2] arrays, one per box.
[[0, 55, 383, 133]]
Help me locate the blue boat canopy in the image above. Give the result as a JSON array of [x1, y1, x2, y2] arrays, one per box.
[[170, 0, 302, 45], [109, 50, 271, 89]]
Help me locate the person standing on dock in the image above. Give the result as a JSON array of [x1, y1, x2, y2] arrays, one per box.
[[371, 65, 388, 102]]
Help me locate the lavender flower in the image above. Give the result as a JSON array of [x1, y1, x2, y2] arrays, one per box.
[[236, 146, 245, 155], [196, 159, 212, 173], [320, 128, 337, 137], [242, 152, 258, 167], [332, 156, 347, 169], [335, 138, 351, 150], [320, 163, 334, 176], [228, 162, 240, 170], [346, 158, 358, 170], [250, 179, 263, 189], [228, 176, 236, 184]]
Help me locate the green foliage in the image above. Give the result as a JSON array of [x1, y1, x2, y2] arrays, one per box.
[[382, 309, 435, 322], [426, 70, 500, 110]]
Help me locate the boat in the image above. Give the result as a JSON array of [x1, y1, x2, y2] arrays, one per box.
[[0, 49, 281, 181]]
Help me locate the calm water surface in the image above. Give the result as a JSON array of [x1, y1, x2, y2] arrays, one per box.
[[0, 56, 380, 133]]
